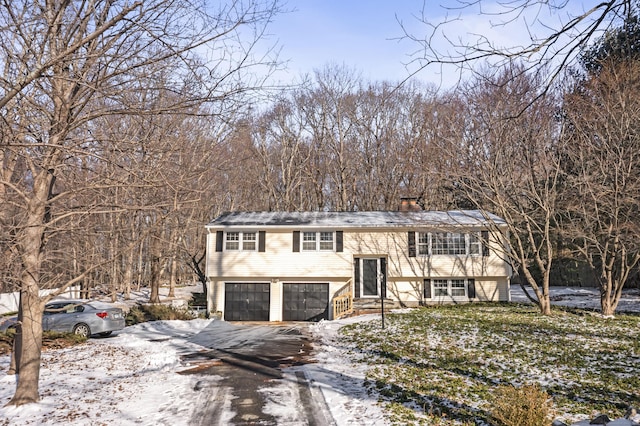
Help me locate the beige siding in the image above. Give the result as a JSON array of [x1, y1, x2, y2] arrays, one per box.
[[206, 227, 512, 319], [387, 279, 423, 306], [474, 278, 510, 302], [345, 230, 510, 279], [207, 229, 352, 279], [270, 282, 282, 321], [207, 229, 509, 279]]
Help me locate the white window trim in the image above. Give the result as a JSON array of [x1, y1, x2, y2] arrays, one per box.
[[301, 231, 335, 252], [430, 278, 470, 300], [225, 231, 258, 251], [417, 231, 483, 256]]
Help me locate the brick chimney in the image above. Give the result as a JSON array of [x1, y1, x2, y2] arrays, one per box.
[[399, 197, 421, 212]]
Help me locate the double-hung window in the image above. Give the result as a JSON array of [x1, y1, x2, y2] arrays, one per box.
[[225, 231, 257, 251], [302, 231, 334, 251], [450, 279, 466, 297], [417, 232, 429, 255], [469, 232, 482, 255], [242, 232, 257, 251], [302, 232, 317, 251], [432, 278, 468, 297], [319, 232, 334, 250]]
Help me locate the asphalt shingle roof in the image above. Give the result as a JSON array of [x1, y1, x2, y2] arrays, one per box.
[[206, 210, 505, 229]]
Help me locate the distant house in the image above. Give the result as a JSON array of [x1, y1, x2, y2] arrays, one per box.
[[204, 205, 512, 322]]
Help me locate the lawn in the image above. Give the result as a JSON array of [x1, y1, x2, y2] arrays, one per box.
[[338, 303, 640, 425]]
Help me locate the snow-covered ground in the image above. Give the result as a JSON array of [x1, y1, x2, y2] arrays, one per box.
[[0, 285, 388, 426], [0, 285, 638, 425], [0, 316, 386, 425], [510, 285, 640, 313]]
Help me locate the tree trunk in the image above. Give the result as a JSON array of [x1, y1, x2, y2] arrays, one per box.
[[521, 264, 553, 315], [149, 255, 161, 303], [540, 261, 553, 316], [600, 275, 616, 317], [149, 233, 162, 304], [168, 229, 180, 298], [9, 169, 51, 405], [168, 255, 177, 298], [136, 240, 144, 292], [8, 332, 18, 375], [7, 291, 23, 375], [601, 295, 615, 316], [110, 217, 119, 302], [123, 248, 133, 300], [9, 290, 43, 405], [538, 295, 552, 316]]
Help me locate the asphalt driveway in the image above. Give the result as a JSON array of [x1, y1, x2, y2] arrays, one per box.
[[181, 320, 334, 425]]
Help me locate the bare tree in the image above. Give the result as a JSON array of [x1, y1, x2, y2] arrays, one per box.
[[349, 81, 431, 210], [253, 96, 313, 210], [441, 64, 563, 315], [396, 88, 466, 210], [0, 0, 282, 406], [249, 68, 456, 213], [403, 0, 635, 90], [301, 65, 362, 211], [560, 60, 640, 316]]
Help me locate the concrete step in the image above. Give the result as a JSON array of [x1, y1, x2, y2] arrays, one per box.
[[353, 298, 400, 310]]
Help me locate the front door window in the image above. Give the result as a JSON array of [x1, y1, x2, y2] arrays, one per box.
[[361, 258, 379, 297]]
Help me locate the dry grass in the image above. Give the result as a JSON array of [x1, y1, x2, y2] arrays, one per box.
[[340, 303, 640, 424]]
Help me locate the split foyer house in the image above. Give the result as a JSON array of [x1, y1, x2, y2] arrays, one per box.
[[205, 206, 512, 322]]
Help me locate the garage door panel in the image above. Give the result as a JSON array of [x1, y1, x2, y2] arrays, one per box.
[[283, 283, 329, 322], [224, 283, 270, 321]]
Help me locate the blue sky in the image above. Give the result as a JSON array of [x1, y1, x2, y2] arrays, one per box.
[[265, 1, 604, 88], [267, 0, 426, 84]]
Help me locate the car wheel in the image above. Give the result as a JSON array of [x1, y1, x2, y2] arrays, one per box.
[[98, 331, 112, 337], [73, 323, 91, 338]]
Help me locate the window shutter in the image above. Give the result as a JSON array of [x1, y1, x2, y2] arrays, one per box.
[[423, 279, 431, 299], [293, 231, 300, 252], [336, 231, 343, 252], [354, 258, 360, 298], [468, 278, 476, 299], [481, 230, 490, 257], [258, 231, 266, 252], [408, 231, 416, 257], [215, 231, 223, 252], [380, 257, 387, 299]]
